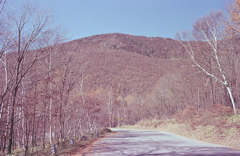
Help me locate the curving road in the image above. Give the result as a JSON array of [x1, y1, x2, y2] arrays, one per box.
[[83, 129, 240, 156]]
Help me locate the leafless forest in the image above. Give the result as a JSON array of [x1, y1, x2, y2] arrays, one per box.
[[1, 0, 240, 155]]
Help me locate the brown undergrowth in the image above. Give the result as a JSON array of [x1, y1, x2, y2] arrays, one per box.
[[55, 128, 114, 156], [10, 128, 113, 156], [120, 105, 240, 149]]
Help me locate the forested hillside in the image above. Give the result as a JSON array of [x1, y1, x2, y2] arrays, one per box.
[[1, 0, 240, 155]]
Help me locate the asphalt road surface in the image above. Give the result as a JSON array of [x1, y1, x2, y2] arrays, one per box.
[[83, 129, 240, 156]]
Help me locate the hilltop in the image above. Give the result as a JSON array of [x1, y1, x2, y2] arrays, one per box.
[[67, 33, 187, 59]]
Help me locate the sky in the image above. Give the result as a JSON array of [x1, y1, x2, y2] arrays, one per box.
[[6, 0, 230, 41]]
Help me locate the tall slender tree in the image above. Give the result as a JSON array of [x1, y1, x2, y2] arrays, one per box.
[[0, 3, 62, 154], [176, 11, 237, 114]]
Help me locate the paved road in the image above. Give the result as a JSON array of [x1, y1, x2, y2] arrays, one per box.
[[83, 129, 240, 156]]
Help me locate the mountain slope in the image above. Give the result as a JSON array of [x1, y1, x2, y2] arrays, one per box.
[[58, 33, 186, 97]]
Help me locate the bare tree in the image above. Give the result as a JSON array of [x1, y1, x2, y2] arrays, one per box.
[[176, 11, 237, 114], [41, 29, 65, 144], [0, 0, 6, 14], [106, 90, 116, 127], [0, 3, 62, 154]]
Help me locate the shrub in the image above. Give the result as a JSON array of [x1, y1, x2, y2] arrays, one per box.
[[175, 104, 233, 126], [175, 105, 197, 123], [99, 128, 112, 134]]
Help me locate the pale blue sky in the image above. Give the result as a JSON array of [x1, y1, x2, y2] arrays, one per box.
[[6, 0, 229, 41]]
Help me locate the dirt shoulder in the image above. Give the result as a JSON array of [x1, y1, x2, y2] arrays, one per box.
[[59, 132, 116, 156]]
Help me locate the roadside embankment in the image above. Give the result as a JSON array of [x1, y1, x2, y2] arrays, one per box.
[[119, 105, 240, 149]]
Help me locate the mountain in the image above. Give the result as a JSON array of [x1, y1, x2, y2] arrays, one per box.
[[67, 33, 187, 59], [57, 33, 187, 97]]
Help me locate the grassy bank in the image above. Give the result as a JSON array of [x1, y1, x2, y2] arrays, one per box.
[[119, 106, 240, 149]]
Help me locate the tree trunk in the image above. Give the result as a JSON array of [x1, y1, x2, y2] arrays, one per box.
[[226, 86, 236, 114]]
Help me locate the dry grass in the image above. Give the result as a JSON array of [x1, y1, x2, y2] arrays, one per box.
[[118, 106, 240, 149]]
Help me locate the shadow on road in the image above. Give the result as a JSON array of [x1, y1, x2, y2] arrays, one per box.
[[83, 129, 240, 156]]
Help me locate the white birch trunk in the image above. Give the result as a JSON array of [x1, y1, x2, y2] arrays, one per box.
[[226, 86, 236, 114], [177, 19, 237, 114]]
